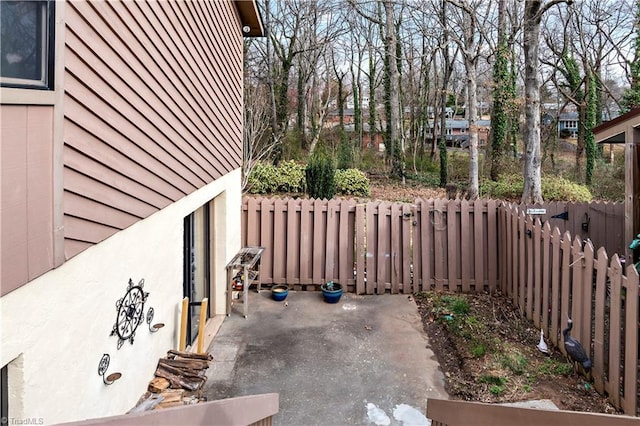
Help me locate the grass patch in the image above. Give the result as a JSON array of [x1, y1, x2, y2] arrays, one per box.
[[539, 358, 574, 376], [500, 351, 528, 376]]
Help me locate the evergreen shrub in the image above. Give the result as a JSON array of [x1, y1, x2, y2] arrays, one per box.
[[306, 149, 336, 199], [481, 174, 592, 202], [335, 169, 371, 196]]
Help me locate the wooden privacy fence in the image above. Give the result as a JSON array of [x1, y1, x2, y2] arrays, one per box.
[[499, 203, 639, 416], [241, 197, 500, 293], [515, 201, 624, 257]]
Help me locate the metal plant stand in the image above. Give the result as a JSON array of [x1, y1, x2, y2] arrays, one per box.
[[225, 246, 264, 318]]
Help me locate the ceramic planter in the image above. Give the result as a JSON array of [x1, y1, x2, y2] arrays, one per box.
[[271, 285, 288, 301], [321, 281, 342, 303]]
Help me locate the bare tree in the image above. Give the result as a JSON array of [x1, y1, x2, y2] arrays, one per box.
[[522, 0, 569, 204], [446, 0, 493, 199]]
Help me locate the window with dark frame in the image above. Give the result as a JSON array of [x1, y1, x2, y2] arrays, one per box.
[[0, 1, 55, 89]]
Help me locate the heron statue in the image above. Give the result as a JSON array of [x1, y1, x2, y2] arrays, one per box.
[[563, 318, 591, 372]]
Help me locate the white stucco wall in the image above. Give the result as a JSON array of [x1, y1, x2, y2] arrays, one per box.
[[0, 169, 242, 425]]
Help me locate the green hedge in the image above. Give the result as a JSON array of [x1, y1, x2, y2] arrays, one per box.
[[335, 169, 371, 196], [246, 161, 370, 197], [480, 174, 593, 202], [246, 160, 305, 194]]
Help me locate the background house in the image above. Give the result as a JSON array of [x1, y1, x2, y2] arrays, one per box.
[[558, 111, 579, 138], [0, 1, 262, 423]]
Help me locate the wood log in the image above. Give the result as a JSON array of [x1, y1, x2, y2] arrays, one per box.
[[148, 377, 170, 393], [158, 358, 210, 371], [157, 362, 204, 380], [159, 389, 184, 403], [167, 349, 212, 361], [155, 366, 205, 391]]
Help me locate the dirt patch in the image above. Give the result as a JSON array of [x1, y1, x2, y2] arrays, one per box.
[[414, 291, 620, 414]]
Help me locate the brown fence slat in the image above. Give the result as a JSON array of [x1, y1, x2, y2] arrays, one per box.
[[422, 199, 434, 291], [447, 200, 458, 291], [365, 201, 377, 294], [312, 199, 325, 286], [570, 238, 584, 345], [487, 200, 497, 293], [473, 199, 484, 291], [260, 198, 274, 284], [338, 200, 351, 287], [391, 202, 401, 294], [272, 198, 286, 284], [377, 202, 390, 293], [461, 200, 471, 292], [519, 212, 526, 310], [532, 219, 542, 328], [525, 215, 534, 320], [434, 198, 447, 291], [622, 265, 639, 415], [355, 203, 365, 294], [299, 199, 312, 285], [541, 222, 551, 332], [560, 232, 572, 357], [608, 255, 622, 408], [593, 247, 608, 394], [402, 203, 412, 293], [581, 241, 594, 353], [550, 227, 562, 347], [286, 199, 299, 285]]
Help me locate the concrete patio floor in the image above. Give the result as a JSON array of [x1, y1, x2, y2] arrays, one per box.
[[203, 290, 448, 425]]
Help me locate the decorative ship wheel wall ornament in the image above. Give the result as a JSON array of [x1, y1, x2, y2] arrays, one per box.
[[110, 278, 150, 349]]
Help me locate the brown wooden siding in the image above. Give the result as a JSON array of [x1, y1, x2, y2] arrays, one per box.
[[1, 106, 55, 296], [63, 0, 243, 258]]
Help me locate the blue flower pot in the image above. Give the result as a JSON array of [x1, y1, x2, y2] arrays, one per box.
[[321, 282, 343, 303], [272, 285, 288, 301]]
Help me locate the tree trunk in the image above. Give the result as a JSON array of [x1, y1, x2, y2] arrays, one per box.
[[466, 57, 479, 199], [384, 0, 403, 179], [521, 0, 544, 204]]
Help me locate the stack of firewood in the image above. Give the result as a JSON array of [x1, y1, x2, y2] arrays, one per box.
[[133, 349, 212, 411]]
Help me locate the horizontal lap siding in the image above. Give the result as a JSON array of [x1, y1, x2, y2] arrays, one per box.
[[63, 0, 242, 258]]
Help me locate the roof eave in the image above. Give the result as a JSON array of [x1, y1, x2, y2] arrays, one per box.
[[234, 1, 265, 37]]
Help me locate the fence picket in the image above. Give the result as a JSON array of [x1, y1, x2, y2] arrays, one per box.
[[570, 238, 584, 347], [422, 199, 435, 291], [541, 222, 551, 333], [260, 198, 274, 284], [300, 199, 312, 285], [525, 215, 534, 320], [312, 199, 325, 286], [593, 247, 608, 395], [487, 200, 498, 293], [582, 241, 594, 354], [474, 199, 484, 291], [550, 227, 562, 348], [355, 203, 366, 294], [461, 200, 471, 292], [391, 203, 401, 294], [365, 201, 377, 294], [447, 200, 458, 291], [434, 199, 447, 291], [519, 212, 526, 311], [623, 265, 639, 415], [402, 203, 412, 293], [608, 254, 623, 409], [286, 199, 299, 285], [532, 219, 542, 328]]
